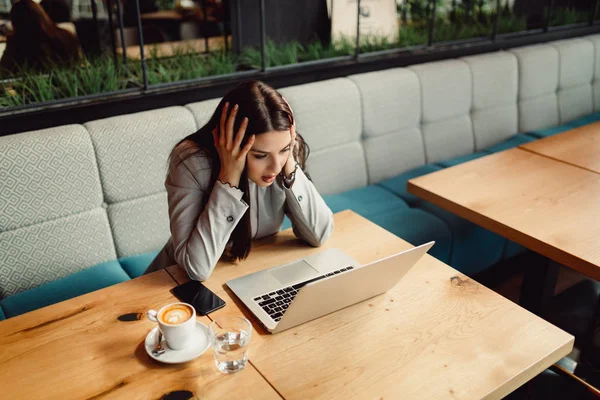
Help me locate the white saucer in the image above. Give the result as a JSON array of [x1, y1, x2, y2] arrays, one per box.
[[145, 320, 210, 364]]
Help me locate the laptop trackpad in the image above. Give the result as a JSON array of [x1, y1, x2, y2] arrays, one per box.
[[270, 260, 319, 285]]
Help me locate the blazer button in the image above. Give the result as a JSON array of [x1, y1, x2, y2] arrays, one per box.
[[227, 216, 234, 222], [298, 196, 303, 201]]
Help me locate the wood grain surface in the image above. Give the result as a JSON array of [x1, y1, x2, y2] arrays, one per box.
[[0, 270, 281, 400], [408, 148, 600, 280], [169, 210, 573, 400]]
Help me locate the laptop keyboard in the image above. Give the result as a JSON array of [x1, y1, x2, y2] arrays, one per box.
[[252, 266, 354, 322]]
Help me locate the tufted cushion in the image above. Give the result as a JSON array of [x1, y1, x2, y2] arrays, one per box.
[[0, 260, 130, 318], [410, 60, 474, 163], [185, 97, 221, 128], [85, 106, 197, 203], [119, 251, 160, 278], [0, 126, 115, 298], [586, 34, 600, 112], [462, 52, 519, 150], [348, 68, 426, 183], [86, 106, 197, 258], [510, 44, 560, 132], [0, 125, 103, 232], [279, 78, 362, 152], [279, 79, 365, 195], [0, 209, 117, 298], [551, 38, 594, 124], [107, 192, 171, 257]]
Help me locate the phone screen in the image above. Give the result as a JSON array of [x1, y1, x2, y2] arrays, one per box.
[[171, 280, 226, 316]]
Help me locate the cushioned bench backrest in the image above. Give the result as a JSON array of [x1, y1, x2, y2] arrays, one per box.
[[510, 37, 595, 131], [0, 126, 115, 298], [279, 79, 365, 195], [409, 59, 475, 164], [348, 51, 518, 183], [588, 34, 600, 111], [85, 107, 197, 258], [461, 52, 519, 151], [348, 68, 425, 183]]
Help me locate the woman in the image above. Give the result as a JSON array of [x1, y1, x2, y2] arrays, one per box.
[[0, 0, 81, 74], [145, 80, 334, 280]]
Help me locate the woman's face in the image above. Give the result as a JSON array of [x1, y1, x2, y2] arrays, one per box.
[[246, 130, 291, 187]]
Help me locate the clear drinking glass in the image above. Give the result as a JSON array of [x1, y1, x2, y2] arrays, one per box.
[[209, 315, 252, 374]]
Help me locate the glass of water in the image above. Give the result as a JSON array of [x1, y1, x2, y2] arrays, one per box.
[[209, 315, 252, 374]]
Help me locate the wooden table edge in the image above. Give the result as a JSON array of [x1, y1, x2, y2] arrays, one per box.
[[482, 335, 575, 400], [406, 180, 600, 281], [517, 145, 600, 175]]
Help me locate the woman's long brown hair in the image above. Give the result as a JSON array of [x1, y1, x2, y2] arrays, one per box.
[[175, 80, 310, 261]]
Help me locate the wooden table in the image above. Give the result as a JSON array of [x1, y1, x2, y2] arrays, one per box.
[[116, 36, 230, 60], [520, 121, 600, 174], [408, 148, 600, 281], [0, 270, 280, 399], [169, 210, 574, 399]]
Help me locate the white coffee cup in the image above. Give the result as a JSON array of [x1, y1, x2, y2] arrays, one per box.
[[147, 302, 196, 350]]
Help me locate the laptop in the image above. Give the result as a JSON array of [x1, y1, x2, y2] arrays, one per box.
[[226, 241, 435, 334]]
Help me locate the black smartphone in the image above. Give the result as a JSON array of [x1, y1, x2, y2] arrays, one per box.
[[171, 280, 226, 316]]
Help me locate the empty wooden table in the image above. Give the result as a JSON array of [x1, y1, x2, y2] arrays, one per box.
[[520, 122, 600, 174], [408, 148, 600, 281], [169, 210, 574, 400], [0, 270, 280, 400]]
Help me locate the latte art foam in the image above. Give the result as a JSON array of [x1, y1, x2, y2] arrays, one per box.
[[159, 304, 193, 325]]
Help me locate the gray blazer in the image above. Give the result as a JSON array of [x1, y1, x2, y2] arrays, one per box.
[[144, 144, 334, 280]]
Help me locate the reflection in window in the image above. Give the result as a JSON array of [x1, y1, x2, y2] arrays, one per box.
[[496, 0, 527, 34], [397, 0, 430, 47], [550, 4, 589, 27], [432, 0, 495, 43], [119, 0, 236, 85]]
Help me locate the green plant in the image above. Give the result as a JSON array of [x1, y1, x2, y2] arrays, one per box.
[[0, 47, 239, 107], [550, 7, 589, 26], [496, 13, 527, 34]]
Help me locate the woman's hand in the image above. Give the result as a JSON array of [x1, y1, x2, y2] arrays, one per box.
[[282, 96, 297, 177], [214, 102, 255, 188]]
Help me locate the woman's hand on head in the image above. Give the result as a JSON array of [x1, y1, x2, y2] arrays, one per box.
[[282, 97, 297, 177], [213, 102, 255, 187]]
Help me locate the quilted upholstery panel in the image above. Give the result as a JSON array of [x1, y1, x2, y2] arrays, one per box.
[[108, 192, 170, 258], [306, 142, 368, 195], [0, 125, 102, 232], [185, 98, 221, 129], [510, 44, 560, 132], [411, 60, 474, 163], [551, 38, 594, 123], [362, 129, 426, 183], [421, 114, 474, 164], [586, 34, 600, 111], [85, 106, 197, 203], [462, 52, 519, 150], [279, 78, 362, 152], [409, 59, 472, 122], [348, 68, 421, 138], [348, 68, 425, 183], [0, 208, 116, 298]]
